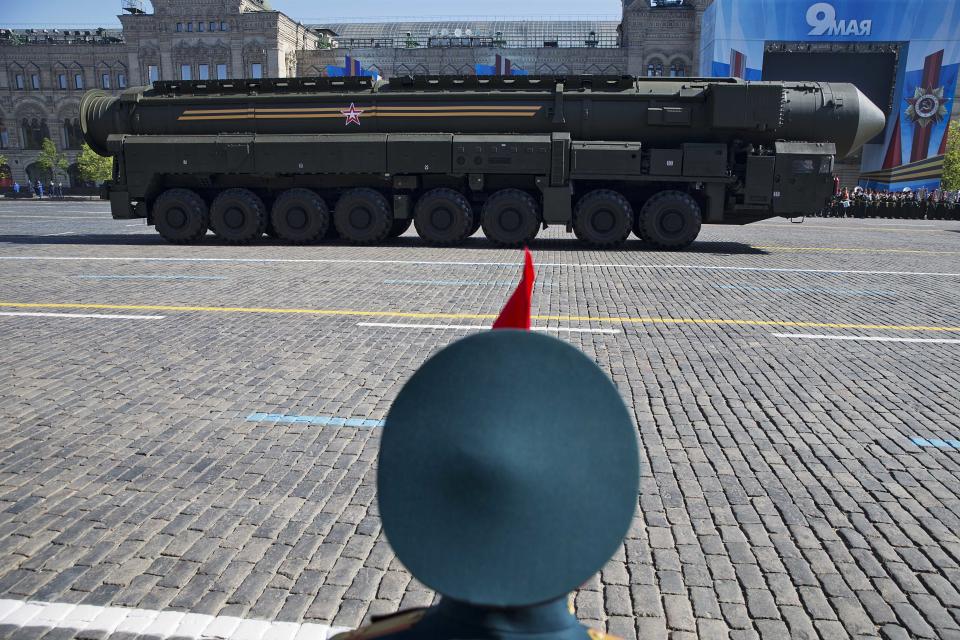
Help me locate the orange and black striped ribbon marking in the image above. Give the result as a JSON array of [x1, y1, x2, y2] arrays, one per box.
[[178, 105, 543, 121]]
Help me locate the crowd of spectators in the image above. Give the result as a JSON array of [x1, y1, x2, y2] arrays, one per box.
[[819, 186, 960, 220]]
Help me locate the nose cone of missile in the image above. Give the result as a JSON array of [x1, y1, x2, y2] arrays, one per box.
[[849, 88, 887, 157]]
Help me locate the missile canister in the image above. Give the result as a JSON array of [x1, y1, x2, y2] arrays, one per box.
[[80, 75, 886, 248]]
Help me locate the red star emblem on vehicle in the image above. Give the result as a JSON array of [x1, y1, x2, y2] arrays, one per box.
[[341, 103, 364, 126]]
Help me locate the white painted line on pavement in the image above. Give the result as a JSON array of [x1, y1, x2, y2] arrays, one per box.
[[0, 598, 348, 640], [75, 275, 227, 281], [718, 284, 897, 296], [772, 333, 960, 344], [1, 255, 957, 277], [0, 311, 165, 320], [359, 321, 621, 334], [0, 215, 112, 220]]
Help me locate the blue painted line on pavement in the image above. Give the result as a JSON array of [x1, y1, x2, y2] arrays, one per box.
[[911, 436, 960, 450], [717, 285, 896, 296], [247, 412, 384, 428], [76, 275, 227, 281]]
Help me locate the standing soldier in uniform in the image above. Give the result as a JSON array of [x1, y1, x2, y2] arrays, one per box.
[[333, 250, 640, 640]]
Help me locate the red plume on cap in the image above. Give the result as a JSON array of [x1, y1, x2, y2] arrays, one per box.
[[493, 248, 536, 330]]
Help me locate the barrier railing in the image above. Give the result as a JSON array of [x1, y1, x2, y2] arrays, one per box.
[[817, 194, 960, 220]]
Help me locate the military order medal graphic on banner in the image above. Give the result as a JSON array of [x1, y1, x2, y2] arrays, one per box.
[[906, 86, 948, 129]]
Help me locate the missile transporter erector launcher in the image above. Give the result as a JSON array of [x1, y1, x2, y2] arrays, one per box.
[[81, 74, 886, 248]]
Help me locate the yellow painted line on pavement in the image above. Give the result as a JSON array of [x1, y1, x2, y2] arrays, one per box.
[[0, 302, 958, 333], [752, 224, 949, 233], [755, 245, 960, 255]]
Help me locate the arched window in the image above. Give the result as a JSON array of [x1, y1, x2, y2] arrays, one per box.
[[21, 117, 49, 150], [0, 119, 8, 149], [63, 118, 83, 150], [670, 61, 686, 77]]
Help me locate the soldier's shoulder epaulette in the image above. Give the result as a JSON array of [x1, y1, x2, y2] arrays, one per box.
[[588, 630, 623, 640], [329, 608, 428, 640]]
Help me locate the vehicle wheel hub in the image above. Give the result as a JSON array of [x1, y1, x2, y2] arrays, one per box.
[[432, 207, 453, 231], [167, 207, 187, 229], [350, 207, 372, 228], [660, 210, 684, 235], [287, 207, 307, 230], [500, 208, 522, 232], [225, 207, 245, 229], [593, 209, 615, 233]]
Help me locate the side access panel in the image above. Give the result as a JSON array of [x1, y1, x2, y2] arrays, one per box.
[[452, 135, 551, 175], [772, 141, 836, 215], [255, 134, 387, 174], [682, 143, 727, 177], [649, 149, 682, 176], [550, 132, 571, 186], [218, 135, 256, 173], [122, 135, 235, 192], [744, 156, 776, 206], [387, 134, 452, 174], [711, 84, 784, 131], [571, 142, 643, 177]]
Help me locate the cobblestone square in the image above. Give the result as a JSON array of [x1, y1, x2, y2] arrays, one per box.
[[1, 201, 959, 639]]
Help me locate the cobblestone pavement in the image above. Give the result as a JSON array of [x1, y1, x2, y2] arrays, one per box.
[[1, 200, 959, 639]]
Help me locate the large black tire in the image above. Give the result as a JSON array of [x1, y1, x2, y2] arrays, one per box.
[[573, 189, 634, 247], [210, 188, 267, 244], [271, 188, 330, 244], [481, 189, 541, 247], [334, 188, 393, 245], [388, 218, 413, 238], [153, 188, 208, 244], [635, 190, 702, 250], [414, 188, 474, 246]]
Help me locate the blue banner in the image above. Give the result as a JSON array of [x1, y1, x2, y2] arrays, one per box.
[[700, 0, 960, 190], [325, 55, 380, 80]]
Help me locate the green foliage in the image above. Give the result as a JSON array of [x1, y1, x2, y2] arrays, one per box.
[[0, 153, 7, 168], [943, 120, 960, 191], [77, 142, 113, 185], [36, 138, 68, 179]]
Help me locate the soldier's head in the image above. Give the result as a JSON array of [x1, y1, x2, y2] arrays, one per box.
[[378, 330, 640, 608]]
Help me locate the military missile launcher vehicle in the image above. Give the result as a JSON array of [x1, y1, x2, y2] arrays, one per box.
[[81, 74, 886, 248]]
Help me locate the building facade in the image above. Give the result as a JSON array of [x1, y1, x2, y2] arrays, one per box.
[[0, 0, 706, 186]]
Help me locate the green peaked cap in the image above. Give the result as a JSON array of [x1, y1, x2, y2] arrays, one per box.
[[378, 330, 640, 607]]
